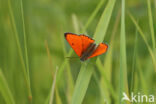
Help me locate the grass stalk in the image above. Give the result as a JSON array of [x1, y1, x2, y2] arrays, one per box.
[[72, 14, 80, 33], [93, 0, 116, 43], [96, 9, 121, 103], [71, 63, 93, 104], [56, 50, 73, 83], [55, 88, 62, 104], [96, 58, 117, 102], [44, 40, 62, 104], [146, 0, 155, 50], [130, 29, 138, 93], [45, 40, 54, 76], [20, 0, 32, 101], [49, 67, 58, 104], [7, 0, 32, 100], [129, 13, 156, 71], [119, 0, 129, 103]]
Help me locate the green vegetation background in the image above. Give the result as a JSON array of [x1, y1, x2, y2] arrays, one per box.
[[0, 0, 156, 104]]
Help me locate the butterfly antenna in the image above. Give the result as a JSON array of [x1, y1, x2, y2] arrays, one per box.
[[65, 57, 79, 61]]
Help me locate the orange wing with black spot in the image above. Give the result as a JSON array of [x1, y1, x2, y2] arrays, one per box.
[[65, 33, 95, 57], [64, 33, 83, 57], [88, 43, 108, 59], [79, 35, 95, 52]]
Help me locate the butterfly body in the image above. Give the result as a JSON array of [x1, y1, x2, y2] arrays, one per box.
[[80, 43, 96, 61], [64, 33, 108, 61]]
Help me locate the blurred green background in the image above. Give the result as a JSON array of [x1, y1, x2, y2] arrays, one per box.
[[0, 0, 156, 104]]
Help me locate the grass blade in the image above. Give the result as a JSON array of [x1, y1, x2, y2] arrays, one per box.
[[119, 0, 129, 103], [72, 14, 80, 33], [93, 0, 116, 43], [130, 29, 138, 93], [20, 0, 32, 100], [129, 13, 156, 71], [45, 40, 54, 76], [147, 0, 155, 50], [49, 67, 58, 104], [97, 9, 121, 104], [44, 40, 62, 104], [96, 58, 117, 103], [0, 68, 15, 104], [56, 50, 73, 83], [136, 59, 148, 94], [55, 88, 62, 104], [71, 63, 93, 104], [44, 67, 60, 104], [7, 0, 32, 100]]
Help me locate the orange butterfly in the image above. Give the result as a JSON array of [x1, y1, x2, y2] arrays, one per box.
[[64, 33, 108, 61]]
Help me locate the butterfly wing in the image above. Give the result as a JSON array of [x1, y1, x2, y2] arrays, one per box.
[[79, 35, 95, 52], [64, 33, 83, 57], [88, 43, 108, 59]]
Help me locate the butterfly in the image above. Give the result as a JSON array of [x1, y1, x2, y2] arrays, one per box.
[[64, 33, 108, 61]]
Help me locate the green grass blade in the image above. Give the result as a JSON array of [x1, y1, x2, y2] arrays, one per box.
[[99, 52, 113, 104], [96, 58, 117, 103], [129, 13, 156, 71], [97, 9, 121, 103], [72, 14, 80, 33], [44, 67, 60, 104], [119, 0, 129, 103], [130, 29, 138, 93], [0, 68, 15, 104], [20, 0, 32, 100], [55, 88, 62, 104], [7, 0, 32, 100], [71, 63, 94, 104], [56, 50, 73, 84], [136, 59, 148, 94], [93, 0, 116, 43], [44, 40, 62, 104], [147, 0, 155, 50], [49, 67, 58, 104], [45, 40, 54, 76]]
